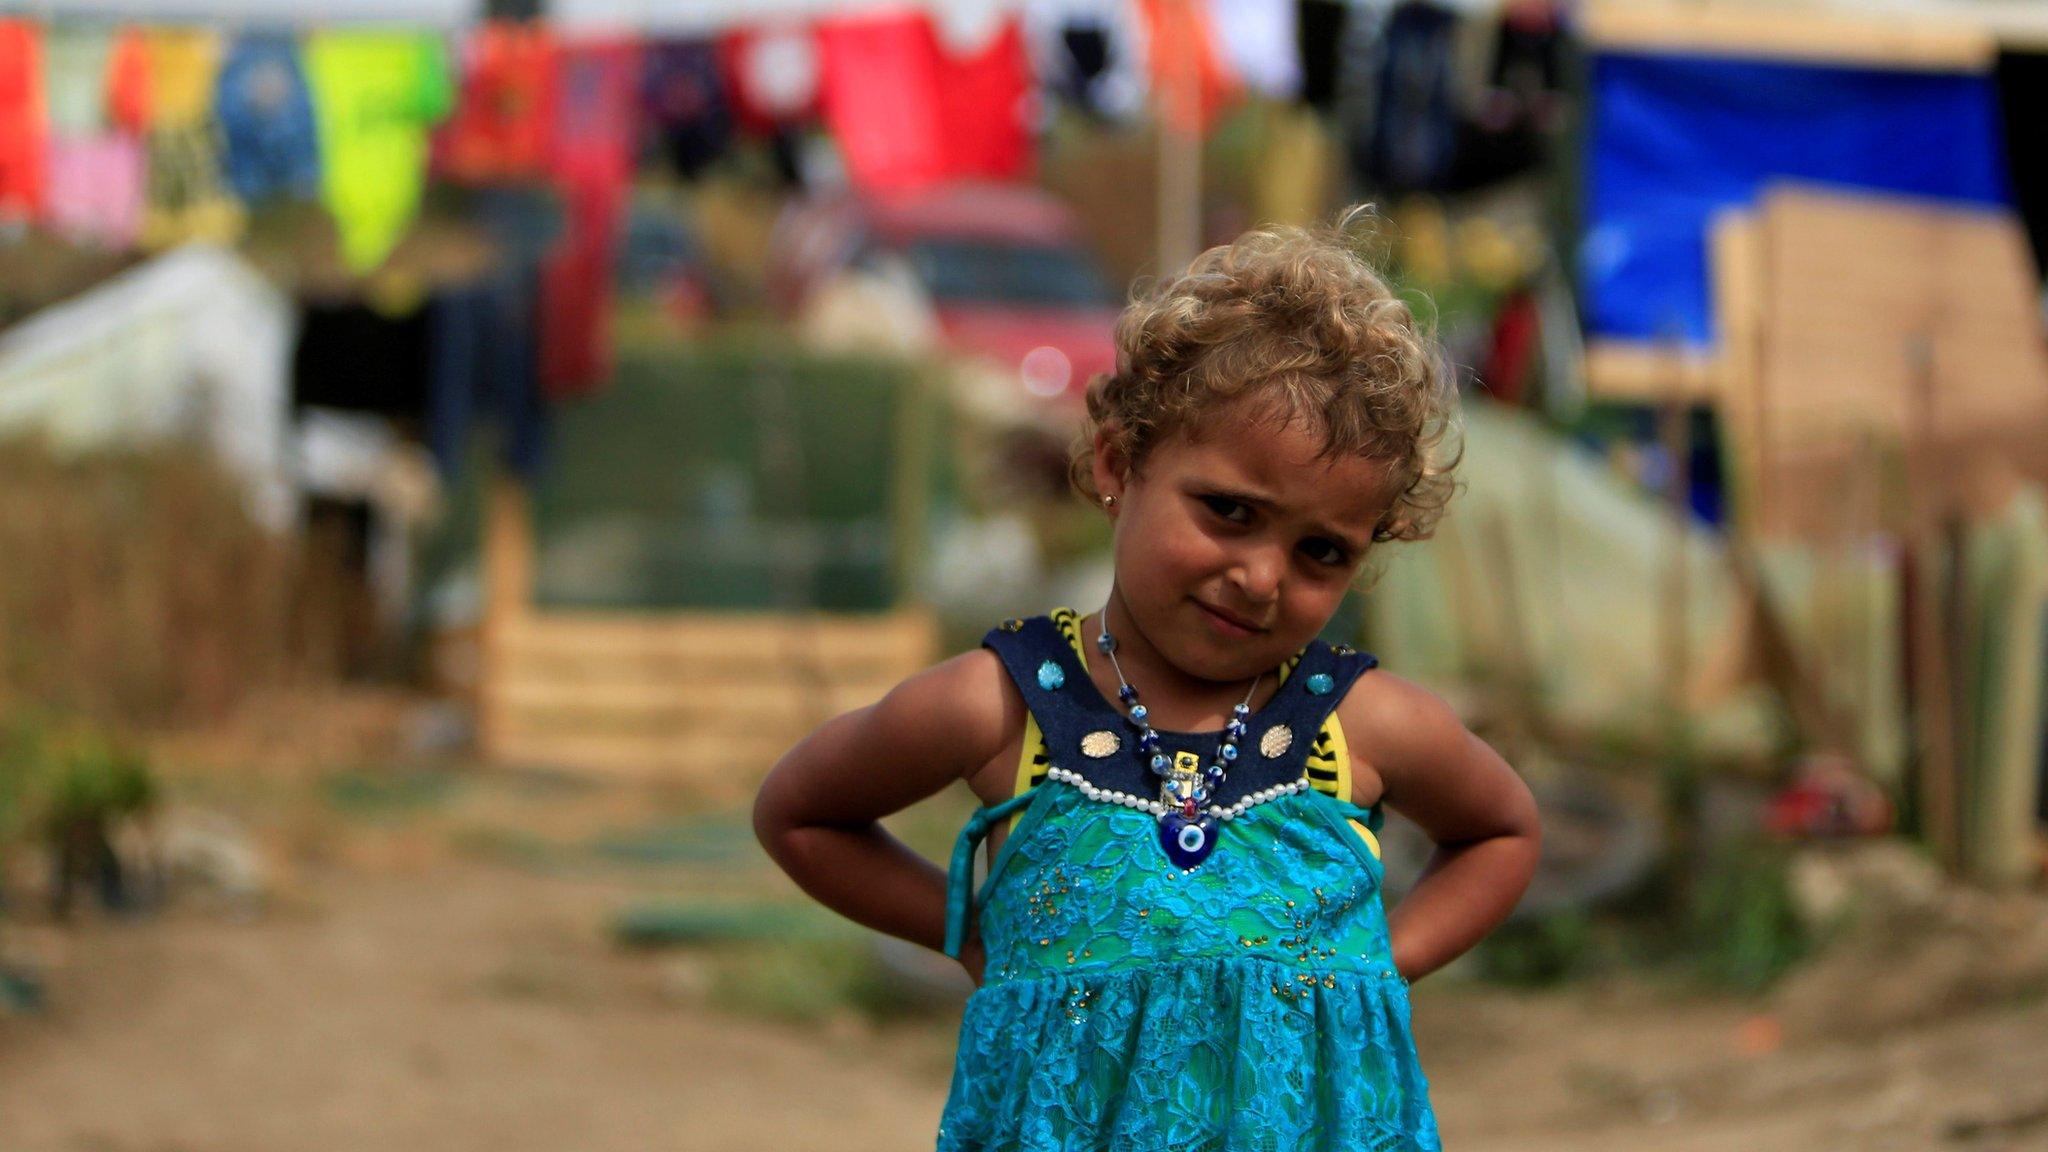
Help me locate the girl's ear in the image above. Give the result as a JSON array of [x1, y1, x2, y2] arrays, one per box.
[[1091, 426, 1129, 508]]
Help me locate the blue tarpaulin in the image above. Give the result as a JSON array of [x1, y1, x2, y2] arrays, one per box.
[[1584, 51, 2011, 347]]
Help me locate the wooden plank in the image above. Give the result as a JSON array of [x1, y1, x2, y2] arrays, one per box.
[[492, 647, 924, 688], [478, 478, 535, 762], [468, 474, 942, 785], [492, 677, 895, 722], [1584, 341, 1720, 403], [1710, 210, 1765, 529], [1762, 188, 2039, 333], [1582, 1, 1994, 70], [1761, 332, 2048, 435], [499, 609, 938, 670], [492, 729, 800, 778], [1747, 189, 2048, 475]]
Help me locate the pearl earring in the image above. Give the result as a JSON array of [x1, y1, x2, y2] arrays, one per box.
[[1102, 494, 1118, 511]]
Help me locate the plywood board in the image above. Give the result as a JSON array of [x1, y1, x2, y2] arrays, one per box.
[[1716, 186, 2048, 541], [1583, 1, 1995, 70]]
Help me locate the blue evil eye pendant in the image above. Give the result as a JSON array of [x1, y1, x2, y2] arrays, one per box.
[[1159, 810, 1218, 869]]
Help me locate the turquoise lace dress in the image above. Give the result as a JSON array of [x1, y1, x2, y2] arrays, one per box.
[[938, 611, 1442, 1152]]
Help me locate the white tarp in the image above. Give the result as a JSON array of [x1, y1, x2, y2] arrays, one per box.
[[0, 244, 297, 531]]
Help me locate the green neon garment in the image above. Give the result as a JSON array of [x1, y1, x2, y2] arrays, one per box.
[[304, 31, 453, 273]]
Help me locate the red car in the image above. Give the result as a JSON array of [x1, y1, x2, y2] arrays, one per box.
[[769, 183, 1120, 409]]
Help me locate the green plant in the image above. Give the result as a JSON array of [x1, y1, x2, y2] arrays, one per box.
[[1474, 909, 1599, 986], [0, 712, 160, 916], [1684, 836, 1809, 993]]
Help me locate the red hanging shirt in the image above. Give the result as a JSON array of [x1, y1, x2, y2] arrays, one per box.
[[437, 22, 558, 184], [539, 38, 638, 398], [0, 20, 48, 221], [816, 11, 1034, 195], [933, 16, 1032, 182], [816, 11, 946, 194]]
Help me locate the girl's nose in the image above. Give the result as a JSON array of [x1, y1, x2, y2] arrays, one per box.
[[1229, 546, 1284, 604]]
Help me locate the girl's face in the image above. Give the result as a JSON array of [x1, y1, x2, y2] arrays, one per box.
[[1091, 403, 1401, 685]]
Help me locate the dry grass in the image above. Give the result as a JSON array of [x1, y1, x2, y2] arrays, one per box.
[[0, 437, 347, 730]]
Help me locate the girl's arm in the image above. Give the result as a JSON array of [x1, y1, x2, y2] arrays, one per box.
[[1341, 673, 1542, 982], [752, 649, 1019, 976]]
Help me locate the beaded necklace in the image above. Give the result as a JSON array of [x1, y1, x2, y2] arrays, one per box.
[[1095, 604, 1261, 869]]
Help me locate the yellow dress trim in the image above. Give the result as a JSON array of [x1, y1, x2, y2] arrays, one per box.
[[1012, 713, 1046, 803], [1328, 708, 1351, 801], [1327, 716, 1382, 858], [1004, 609, 1377, 861]]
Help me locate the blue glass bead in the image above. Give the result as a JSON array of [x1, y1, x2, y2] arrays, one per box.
[[1037, 660, 1066, 690], [1118, 684, 1139, 704], [1306, 672, 1334, 696], [1221, 743, 1239, 762], [1129, 704, 1148, 724], [1192, 787, 1208, 803], [1160, 812, 1216, 868], [1206, 765, 1225, 782], [1233, 702, 1251, 717], [1226, 719, 1247, 738], [1097, 632, 1116, 654], [1139, 731, 1161, 753], [1150, 754, 1169, 774]]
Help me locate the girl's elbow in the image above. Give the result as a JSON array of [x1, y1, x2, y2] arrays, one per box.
[[752, 761, 801, 855]]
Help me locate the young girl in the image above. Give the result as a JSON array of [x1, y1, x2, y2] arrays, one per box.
[[754, 215, 1541, 1151]]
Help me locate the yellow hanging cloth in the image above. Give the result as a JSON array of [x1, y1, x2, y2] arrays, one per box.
[[304, 30, 454, 274], [139, 27, 242, 248]]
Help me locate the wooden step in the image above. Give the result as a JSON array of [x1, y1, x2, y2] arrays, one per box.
[[491, 729, 801, 779], [490, 676, 895, 725], [496, 610, 937, 673]]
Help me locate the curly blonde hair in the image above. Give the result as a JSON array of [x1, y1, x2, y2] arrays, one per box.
[[1073, 208, 1460, 544]]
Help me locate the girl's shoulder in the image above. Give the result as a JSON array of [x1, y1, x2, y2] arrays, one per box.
[[1333, 665, 1464, 742], [1333, 663, 1475, 805], [877, 644, 1024, 760], [870, 611, 1077, 770]]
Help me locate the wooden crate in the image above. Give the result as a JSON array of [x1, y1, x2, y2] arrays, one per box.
[[475, 481, 938, 786]]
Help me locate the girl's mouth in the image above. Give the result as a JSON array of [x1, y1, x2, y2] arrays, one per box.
[[1195, 600, 1265, 637]]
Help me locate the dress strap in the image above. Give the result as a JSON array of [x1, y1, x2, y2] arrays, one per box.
[[943, 785, 1042, 958], [1328, 797, 1387, 834], [1326, 796, 1388, 861]]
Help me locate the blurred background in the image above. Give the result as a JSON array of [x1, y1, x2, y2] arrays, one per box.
[[3, 0, 2048, 1148]]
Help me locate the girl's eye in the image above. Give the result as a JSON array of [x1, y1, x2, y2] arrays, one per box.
[[1302, 539, 1350, 567], [1199, 495, 1251, 523]]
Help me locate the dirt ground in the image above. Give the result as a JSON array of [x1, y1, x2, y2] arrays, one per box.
[[4, 695, 2048, 1152]]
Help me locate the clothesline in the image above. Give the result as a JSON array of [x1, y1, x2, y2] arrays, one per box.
[[0, 0, 479, 28]]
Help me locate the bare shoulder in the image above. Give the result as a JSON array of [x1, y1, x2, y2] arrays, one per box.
[[1335, 670, 1467, 773], [865, 645, 1023, 765], [1335, 667, 1537, 842], [1334, 669, 1465, 794], [755, 646, 1026, 829]]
